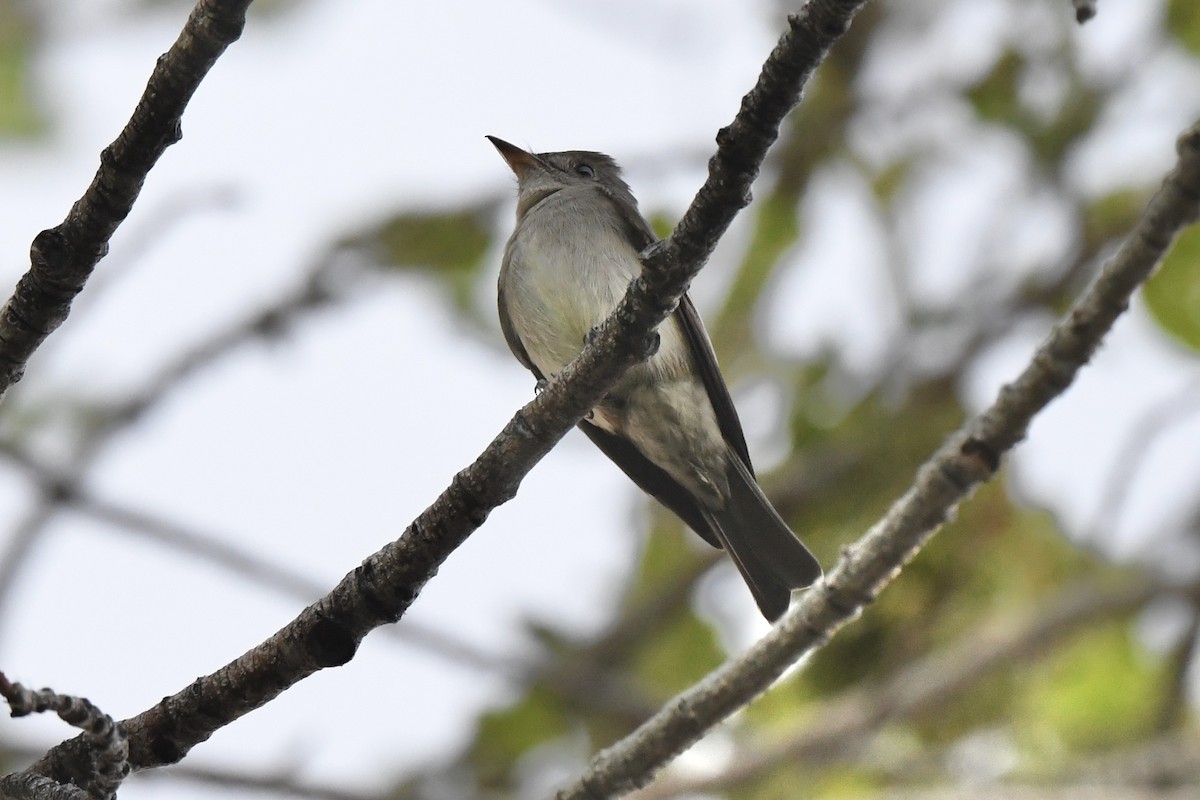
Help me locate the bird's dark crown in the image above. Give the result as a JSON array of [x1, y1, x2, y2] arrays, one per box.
[[536, 150, 634, 200]]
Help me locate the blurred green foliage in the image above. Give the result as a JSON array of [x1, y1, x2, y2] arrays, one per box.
[[0, 0, 42, 137], [1021, 623, 1165, 751], [346, 207, 494, 316], [471, 685, 573, 788], [1145, 225, 1200, 351], [1168, 0, 1200, 55]]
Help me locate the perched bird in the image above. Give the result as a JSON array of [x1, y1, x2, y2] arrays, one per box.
[[488, 136, 821, 621]]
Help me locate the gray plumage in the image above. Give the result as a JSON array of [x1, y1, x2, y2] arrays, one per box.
[[488, 136, 821, 621]]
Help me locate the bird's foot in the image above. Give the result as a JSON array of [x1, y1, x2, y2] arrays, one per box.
[[585, 324, 658, 358], [640, 331, 661, 359]]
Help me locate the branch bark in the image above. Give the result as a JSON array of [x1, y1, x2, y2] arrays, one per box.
[[0, 0, 253, 401], [551, 122, 1200, 800], [0, 675, 128, 800]]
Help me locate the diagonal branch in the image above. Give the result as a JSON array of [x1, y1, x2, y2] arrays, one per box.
[[0, 0, 253, 402], [636, 576, 1186, 799], [639, 3, 863, 289], [24, 0, 870, 788], [550, 122, 1200, 800]]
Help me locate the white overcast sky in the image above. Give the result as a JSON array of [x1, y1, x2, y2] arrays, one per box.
[[0, 1, 1198, 799]]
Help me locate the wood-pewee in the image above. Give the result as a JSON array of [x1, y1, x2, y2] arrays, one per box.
[[488, 136, 821, 621]]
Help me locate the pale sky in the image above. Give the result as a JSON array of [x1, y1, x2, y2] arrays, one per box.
[[0, 2, 1197, 799]]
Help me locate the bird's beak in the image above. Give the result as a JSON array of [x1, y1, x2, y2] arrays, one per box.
[[487, 136, 542, 178]]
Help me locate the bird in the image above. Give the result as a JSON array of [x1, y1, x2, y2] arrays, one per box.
[[488, 136, 822, 621]]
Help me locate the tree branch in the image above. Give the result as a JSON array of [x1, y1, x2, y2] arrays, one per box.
[[0, 0, 253, 401], [0, 773, 92, 800], [639, 4, 862, 288], [550, 121, 1200, 800], [23, 0, 869, 786], [636, 576, 1185, 798], [0, 674, 128, 800]]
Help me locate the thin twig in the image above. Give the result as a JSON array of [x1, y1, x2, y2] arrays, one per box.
[[0, 674, 128, 800]]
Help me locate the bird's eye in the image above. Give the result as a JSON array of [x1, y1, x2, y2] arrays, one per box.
[[575, 164, 596, 179]]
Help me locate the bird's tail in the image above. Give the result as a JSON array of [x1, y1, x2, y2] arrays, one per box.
[[705, 454, 822, 622]]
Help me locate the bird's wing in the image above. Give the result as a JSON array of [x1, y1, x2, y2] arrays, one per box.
[[675, 294, 754, 475], [497, 282, 540, 376], [577, 420, 722, 549], [500, 258, 721, 547], [597, 183, 754, 475], [500, 187, 740, 550]]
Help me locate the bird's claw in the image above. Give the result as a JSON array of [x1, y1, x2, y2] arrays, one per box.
[[641, 331, 661, 358], [535, 378, 549, 394]]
